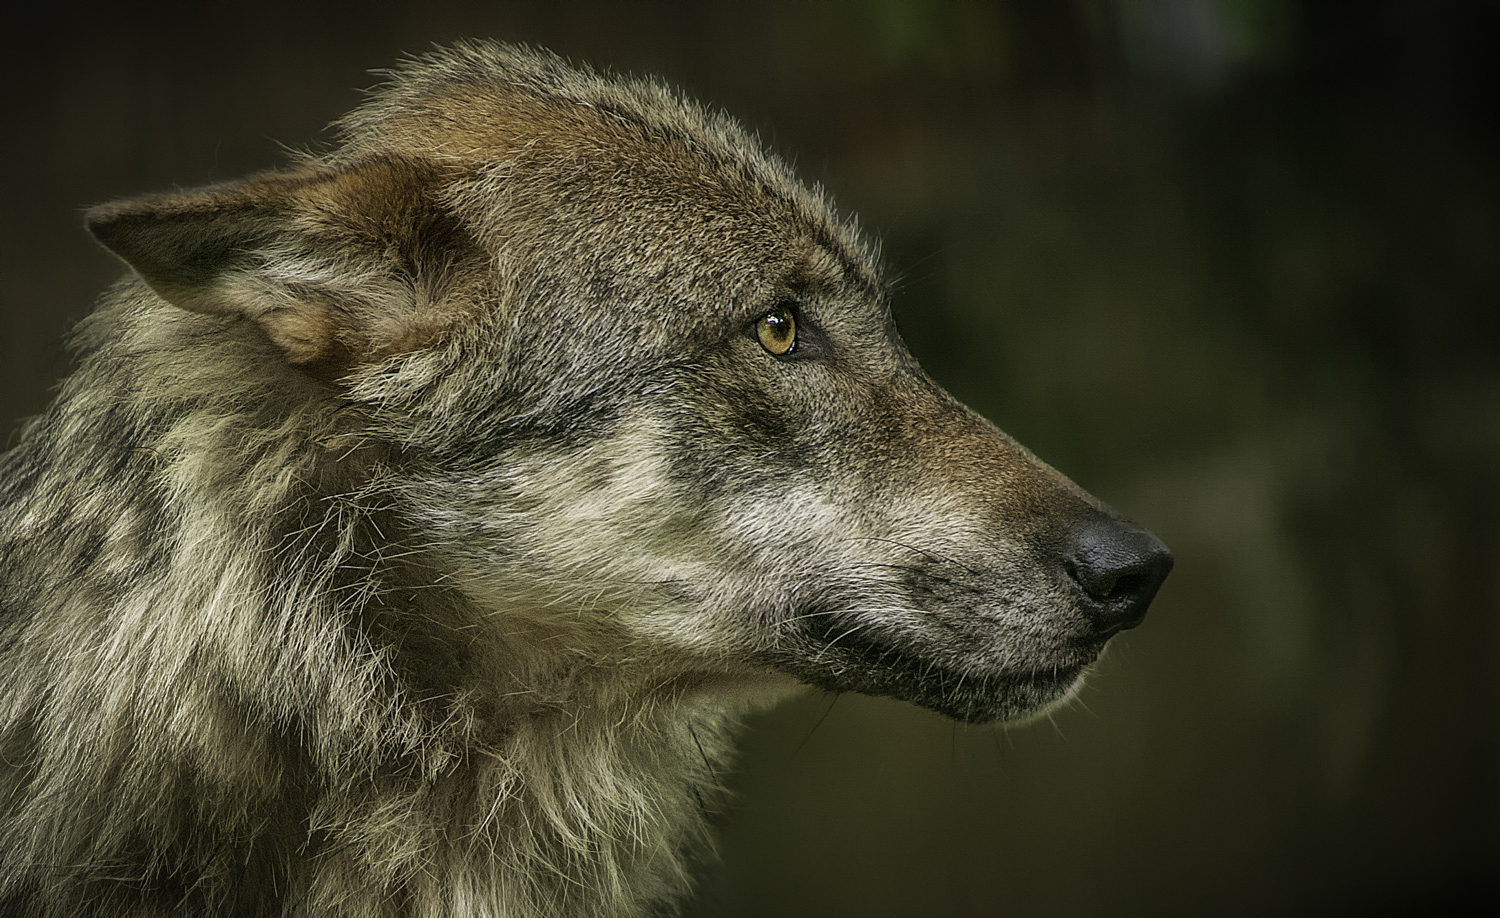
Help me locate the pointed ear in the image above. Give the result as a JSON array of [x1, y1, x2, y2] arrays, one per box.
[[87, 165, 322, 317], [87, 157, 481, 377]]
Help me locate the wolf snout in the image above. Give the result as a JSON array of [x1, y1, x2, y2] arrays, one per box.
[[1063, 518, 1174, 637]]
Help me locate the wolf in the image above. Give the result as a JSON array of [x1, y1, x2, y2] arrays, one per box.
[[0, 41, 1171, 917]]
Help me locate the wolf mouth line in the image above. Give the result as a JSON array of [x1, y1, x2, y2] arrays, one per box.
[[773, 606, 1111, 723]]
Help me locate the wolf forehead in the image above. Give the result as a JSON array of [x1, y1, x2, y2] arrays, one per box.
[[335, 43, 882, 307]]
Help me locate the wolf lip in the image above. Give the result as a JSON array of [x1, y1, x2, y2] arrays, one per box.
[[770, 619, 1101, 723]]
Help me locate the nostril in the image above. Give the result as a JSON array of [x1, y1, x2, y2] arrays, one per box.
[[1065, 518, 1173, 636], [1103, 572, 1144, 603], [1064, 561, 1144, 605]]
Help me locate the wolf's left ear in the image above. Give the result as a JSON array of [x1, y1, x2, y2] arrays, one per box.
[[87, 157, 478, 377]]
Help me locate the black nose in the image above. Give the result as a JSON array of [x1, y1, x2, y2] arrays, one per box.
[[1064, 518, 1173, 637]]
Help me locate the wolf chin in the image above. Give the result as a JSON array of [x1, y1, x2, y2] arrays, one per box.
[[0, 42, 1171, 917]]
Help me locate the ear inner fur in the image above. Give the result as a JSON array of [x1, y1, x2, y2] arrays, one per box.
[[86, 156, 482, 380]]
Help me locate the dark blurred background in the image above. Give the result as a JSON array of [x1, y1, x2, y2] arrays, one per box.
[[2, 1, 1495, 914]]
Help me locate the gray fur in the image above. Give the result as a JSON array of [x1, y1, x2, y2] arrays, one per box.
[[0, 42, 1169, 917]]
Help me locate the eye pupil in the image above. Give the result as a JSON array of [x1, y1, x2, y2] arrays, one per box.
[[756, 308, 797, 356]]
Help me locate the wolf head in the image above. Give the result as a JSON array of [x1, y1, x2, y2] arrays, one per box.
[[86, 42, 1170, 726]]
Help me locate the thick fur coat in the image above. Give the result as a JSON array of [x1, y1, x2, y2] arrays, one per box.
[[0, 43, 1170, 917]]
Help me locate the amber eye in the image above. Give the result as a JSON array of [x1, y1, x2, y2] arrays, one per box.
[[755, 306, 797, 356]]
